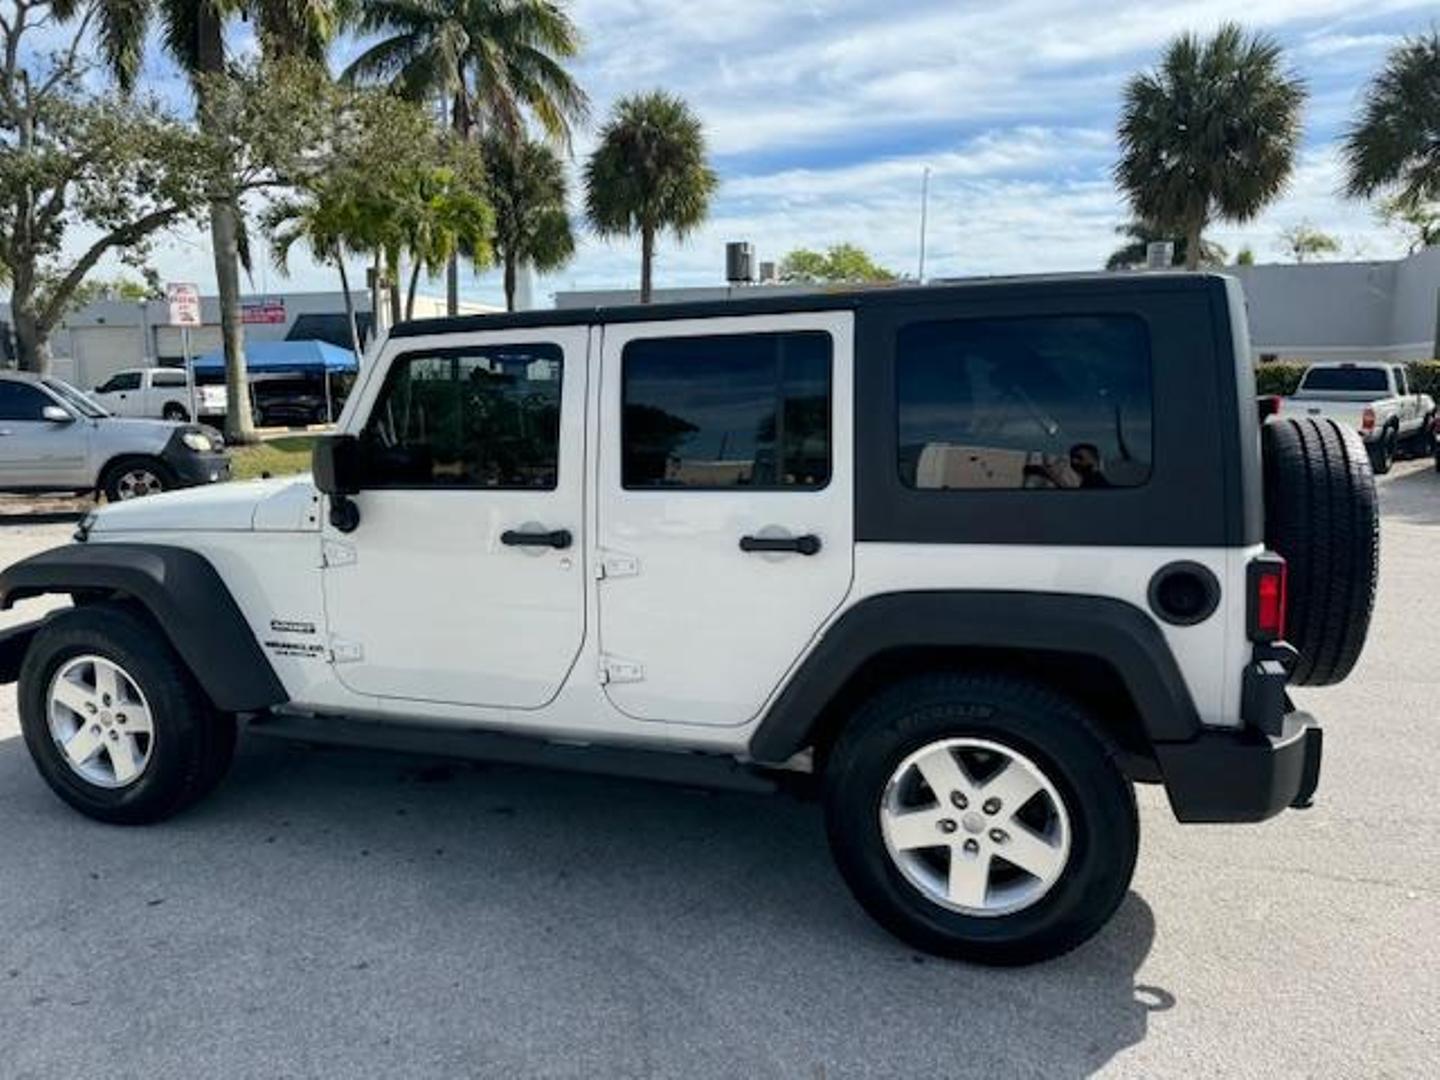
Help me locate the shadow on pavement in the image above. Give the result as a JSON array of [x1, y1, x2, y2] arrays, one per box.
[[0, 731, 1167, 1078]]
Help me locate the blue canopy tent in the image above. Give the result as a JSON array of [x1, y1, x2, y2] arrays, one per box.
[[192, 340, 358, 424]]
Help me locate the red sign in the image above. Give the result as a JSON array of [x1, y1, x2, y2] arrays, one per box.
[[242, 298, 286, 324]]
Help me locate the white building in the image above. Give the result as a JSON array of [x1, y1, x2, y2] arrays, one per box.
[[554, 247, 1440, 364]]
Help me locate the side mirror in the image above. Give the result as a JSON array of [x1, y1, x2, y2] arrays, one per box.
[[312, 434, 362, 496], [41, 405, 73, 423], [312, 434, 362, 533]]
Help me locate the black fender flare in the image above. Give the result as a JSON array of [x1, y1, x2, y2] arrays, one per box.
[[0, 542, 287, 712], [748, 590, 1202, 764]]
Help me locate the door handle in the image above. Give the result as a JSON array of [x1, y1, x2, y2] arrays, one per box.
[[501, 528, 572, 550], [739, 534, 821, 556]]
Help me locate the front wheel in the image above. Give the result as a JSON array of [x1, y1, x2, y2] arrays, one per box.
[[824, 674, 1137, 965], [17, 603, 236, 824], [101, 456, 176, 501]]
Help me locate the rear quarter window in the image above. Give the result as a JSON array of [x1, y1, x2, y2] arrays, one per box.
[[896, 315, 1153, 491]]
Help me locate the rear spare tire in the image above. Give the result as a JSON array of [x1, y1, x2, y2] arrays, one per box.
[[1262, 417, 1378, 686]]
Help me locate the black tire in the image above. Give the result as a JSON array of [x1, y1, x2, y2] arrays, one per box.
[[161, 402, 190, 422], [1367, 426, 1395, 475], [824, 673, 1138, 966], [17, 603, 237, 825], [1262, 417, 1379, 686], [100, 455, 176, 502]]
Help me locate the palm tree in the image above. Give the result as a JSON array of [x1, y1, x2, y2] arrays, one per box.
[[585, 91, 718, 303], [1342, 31, 1440, 212], [82, 0, 341, 443], [1105, 221, 1226, 271], [1115, 24, 1305, 271], [393, 163, 495, 319], [480, 134, 574, 310], [344, 0, 588, 313], [264, 184, 370, 357]]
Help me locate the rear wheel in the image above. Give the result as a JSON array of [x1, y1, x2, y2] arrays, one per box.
[[1367, 426, 1396, 474], [161, 402, 189, 422], [824, 673, 1137, 965], [17, 604, 236, 824], [101, 456, 175, 501]]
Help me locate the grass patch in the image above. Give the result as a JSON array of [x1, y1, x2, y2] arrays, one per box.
[[229, 435, 318, 481]]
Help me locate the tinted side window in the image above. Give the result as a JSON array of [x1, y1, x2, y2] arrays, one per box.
[[0, 382, 55, 421], [362, 344, 562, 488], [897, 316, 1152, 490], [622, 331, 831, 489], [99, 372, 142, 392], [152, 370, 188, 388]]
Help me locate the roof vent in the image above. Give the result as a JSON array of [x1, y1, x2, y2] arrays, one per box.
[[726, 242, 755, 285]]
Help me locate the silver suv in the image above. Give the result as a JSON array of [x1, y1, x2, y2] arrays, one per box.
[[0, 372, 229, 500]]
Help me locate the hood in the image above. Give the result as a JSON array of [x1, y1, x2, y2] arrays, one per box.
[[89, 475, 319, 534]]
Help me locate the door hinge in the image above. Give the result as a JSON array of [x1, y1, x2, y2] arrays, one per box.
[[598, 654, 644, 684], [595, 549, 639, 580], [322, 539, 357, 568], [329, 637, 363, 664]]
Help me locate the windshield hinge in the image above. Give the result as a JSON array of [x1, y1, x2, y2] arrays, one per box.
[[322, 539, 357, 568], [598, 654, 644, 685], [595, 549, 639, 580], [329, 638, 363, 664]]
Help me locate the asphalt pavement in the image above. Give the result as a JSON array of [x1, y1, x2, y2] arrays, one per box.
[[0, 463, 1436, 1078]]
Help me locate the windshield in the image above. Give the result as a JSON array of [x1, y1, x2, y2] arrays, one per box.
[[1300, 367, 1390, 396], [42, 377, 110, 418]]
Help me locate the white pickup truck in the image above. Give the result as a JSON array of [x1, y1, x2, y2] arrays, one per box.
[[1277, 361, 1435, 474], [91, 368, 227, 423]]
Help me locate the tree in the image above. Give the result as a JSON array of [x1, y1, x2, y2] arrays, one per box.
[[480, 134, 574, 311], [1378, 196, 1440, 253], [1343, 31, 1440, 214], [585, 91, 718, 303], [1104, 221, 1226, 271], [84, 0, 341, 444], [1278, 221, 1340, 263], [1115, 24, 1305, 271], [779, 244, 896, 284], [393, 154, 495, 320], [1234, 247, 1256, 267], [344, 0, 588, 313], [0, 2, 210, 371]]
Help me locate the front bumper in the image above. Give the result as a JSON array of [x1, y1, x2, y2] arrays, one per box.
[[1156, 711, 1322, 823], [162, 446, 231, 488]]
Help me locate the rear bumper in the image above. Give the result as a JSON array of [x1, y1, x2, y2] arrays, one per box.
[[1156, 711, 1322, 823]]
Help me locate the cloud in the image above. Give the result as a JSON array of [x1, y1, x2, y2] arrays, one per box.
[[48, 0, 1434, 307]]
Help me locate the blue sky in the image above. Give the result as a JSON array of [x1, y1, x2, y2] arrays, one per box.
[[71, 0, 1440, 305]]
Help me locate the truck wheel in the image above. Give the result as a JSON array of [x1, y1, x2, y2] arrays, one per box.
[[1367, 426, 1395, 475], [824, 674, 1137, 966], [17, 603, 237, 825], [101, 456, 176, 501], [1262, 417, 1379, 686], [162, 402, 190, 422]]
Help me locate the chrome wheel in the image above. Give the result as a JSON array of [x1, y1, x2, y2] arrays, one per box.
[[115, 467, 164, 499], [46, 655, 155, 789], [880, 737, 1071, 917]]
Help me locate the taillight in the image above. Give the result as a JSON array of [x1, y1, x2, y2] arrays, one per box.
[[1257, 395, 1282, 420], [1248, 555, 1288, 643], [1361, 406, 1376, 433]]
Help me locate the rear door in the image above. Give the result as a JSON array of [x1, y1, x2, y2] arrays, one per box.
[[595, 313, 854, 727]]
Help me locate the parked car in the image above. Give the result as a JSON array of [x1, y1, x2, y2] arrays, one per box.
[[0, 371, 229, 500], [0, 274, 1379, 965], [252, 374, 331, 428], [91, 367, 227, 422], [1276, 360, 1435, 474]]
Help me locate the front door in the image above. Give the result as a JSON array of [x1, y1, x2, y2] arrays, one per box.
[[0, 381, 88, 487], [596, 313, 854, 726], [321, 329, 588, 709]]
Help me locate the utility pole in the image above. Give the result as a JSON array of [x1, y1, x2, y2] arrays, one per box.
[[918, 166, 931, 283]]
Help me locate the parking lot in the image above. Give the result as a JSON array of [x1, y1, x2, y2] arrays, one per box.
[[0, 462, 1435, 1079]]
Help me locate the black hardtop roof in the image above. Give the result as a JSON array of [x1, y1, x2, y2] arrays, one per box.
[[391, 271, 1230, 339]]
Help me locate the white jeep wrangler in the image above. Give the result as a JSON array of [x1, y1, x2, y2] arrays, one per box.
[[0, 274, 1378, 965]]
